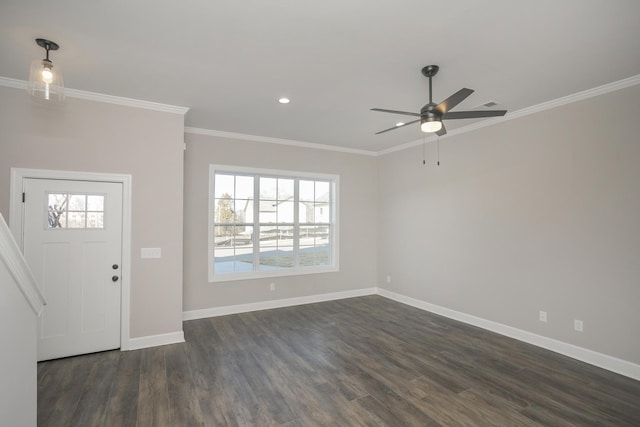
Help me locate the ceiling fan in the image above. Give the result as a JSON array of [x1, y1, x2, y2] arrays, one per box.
[[372, 65, 507, 136]]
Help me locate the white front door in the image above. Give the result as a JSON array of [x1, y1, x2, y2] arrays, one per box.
[[23, 178, 123, 361]]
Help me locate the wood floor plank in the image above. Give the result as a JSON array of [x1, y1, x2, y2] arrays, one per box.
[[165, 342, 205, 426], [37, 295, 640, 426], [68, 350, 120, 427], [136, 347, 171, 427], [103, 349, 142, 427], [38, 352, 99, 426]]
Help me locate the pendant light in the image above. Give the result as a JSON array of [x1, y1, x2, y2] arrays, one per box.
[[27, 38, 64, 102]]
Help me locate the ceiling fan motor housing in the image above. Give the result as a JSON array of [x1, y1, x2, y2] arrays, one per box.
[[420, 104, 441, 123]]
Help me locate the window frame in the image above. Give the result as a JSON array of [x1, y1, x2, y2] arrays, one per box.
[[208, 164, 339, 282]]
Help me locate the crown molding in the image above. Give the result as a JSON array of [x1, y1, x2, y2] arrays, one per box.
[[378, 73, 640, 156], [0, 76, 189, 115], [4, 72, 638, 155], [185, 127, 378, 157]]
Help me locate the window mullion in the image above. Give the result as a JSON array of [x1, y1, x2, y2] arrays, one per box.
[[293, 178, 300, 267], [253, 174, 260, 271]]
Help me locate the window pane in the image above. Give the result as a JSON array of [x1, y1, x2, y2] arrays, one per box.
[[67, 212, 86, 228], [234, 199, 252, 223], [259, 225, 278, 243], [259, 245, 279, 270], [87, 195, 104, 211], [299, 202, 314, 223], [215, 174, 235, 198], [299, 180, 314, 202], [278, 178, 294, 200], [277, 201, 294, 222], [313, 244, 331, 266], [87, 212, 104, 228], [235, 176, 254, 199], [214, 226, 254, 274], [300, 244, 330, 267], [48, 194, 68, 228], [315, 202, 330, 223], [300, 225, 315, 241], [68, 194, 86, 211], [277, 226, 294, 246], [299, 245, 315, 266], [259, 202, 277, 223], [215, 197, 235, 223], [260, 177, 277, 200], [48, 193, 67, 209], [277, 249, 294, 268], [316, 181, 330, 202]]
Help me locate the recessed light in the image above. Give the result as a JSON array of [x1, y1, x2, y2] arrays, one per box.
[[278, 97, 290, 104], [395, 122, 405, 127]]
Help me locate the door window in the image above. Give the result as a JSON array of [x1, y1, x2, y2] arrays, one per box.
[[47, 193, 105, 229]]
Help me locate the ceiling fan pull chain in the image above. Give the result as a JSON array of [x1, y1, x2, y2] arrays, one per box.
[[437, 135, 440, 166], [422, 135, 426, 165]]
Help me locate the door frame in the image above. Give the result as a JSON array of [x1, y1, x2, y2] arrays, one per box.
[[10, 168, 133, 351]]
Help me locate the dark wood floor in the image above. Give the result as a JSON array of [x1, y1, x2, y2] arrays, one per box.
[[38, 295, 640, 426]]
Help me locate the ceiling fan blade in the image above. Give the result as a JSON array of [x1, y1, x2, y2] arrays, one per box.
[[374, 119, 420, 134], [436, 122, 447, 136], [435, 88, 474, 114], [371, 108, 420, 117], [443, 110, 507, 120]]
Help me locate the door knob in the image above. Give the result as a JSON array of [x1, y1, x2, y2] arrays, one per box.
[[112, 275, 119, 282], [112, 264, 119, 270]]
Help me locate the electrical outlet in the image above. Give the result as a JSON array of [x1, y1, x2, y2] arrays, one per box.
[[270, 282, 275, 291], [539, 311, 547, 322], [386, 275, 391, 284], [574, 319, 583, 332]]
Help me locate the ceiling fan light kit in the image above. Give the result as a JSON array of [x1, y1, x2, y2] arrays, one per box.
[[372, 65, 506, 136], [27, 38, 65, 102]]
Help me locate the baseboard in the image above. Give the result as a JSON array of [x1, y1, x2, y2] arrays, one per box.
[[126, 331, 185, 351], [183, 287, 377, 321], [377, 288, 640, 381]]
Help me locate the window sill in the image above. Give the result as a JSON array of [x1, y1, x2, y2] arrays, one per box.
[[209, 265, 339, 283]]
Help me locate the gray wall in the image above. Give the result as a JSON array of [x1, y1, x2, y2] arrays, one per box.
[[183, 133, 378, 311], [0, 86, 185, 340], [377, 84, 640, 364]]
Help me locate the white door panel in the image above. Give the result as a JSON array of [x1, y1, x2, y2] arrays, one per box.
[[23, 178, 122, 361]]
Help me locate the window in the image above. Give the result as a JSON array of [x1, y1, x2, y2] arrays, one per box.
[[47, 193, 105, 229], [209, 165, 338, 281]]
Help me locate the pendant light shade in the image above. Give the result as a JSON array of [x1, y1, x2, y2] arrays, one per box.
[[28, 38, 64, 102]]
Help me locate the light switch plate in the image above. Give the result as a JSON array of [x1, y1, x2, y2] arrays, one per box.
[[141, 247, 162, 259]]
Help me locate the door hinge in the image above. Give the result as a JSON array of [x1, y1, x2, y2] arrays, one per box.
[[22, 192, 25, 203]]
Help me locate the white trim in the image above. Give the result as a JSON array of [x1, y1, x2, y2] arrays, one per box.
[[378, 73, 640, 156], [0, 77, 189, 115], [209, 165, 339, 282], [10, 168, 134, 351], [183, 287, 377, 320], [377, 288, 640, 381], [0, 212, 45, 315], [186, 126, 377, 157], [210, 266, 340, 283], [127, 331, 185, 351]]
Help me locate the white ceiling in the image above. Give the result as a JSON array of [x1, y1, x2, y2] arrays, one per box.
[[1, 1, 639, 152]]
